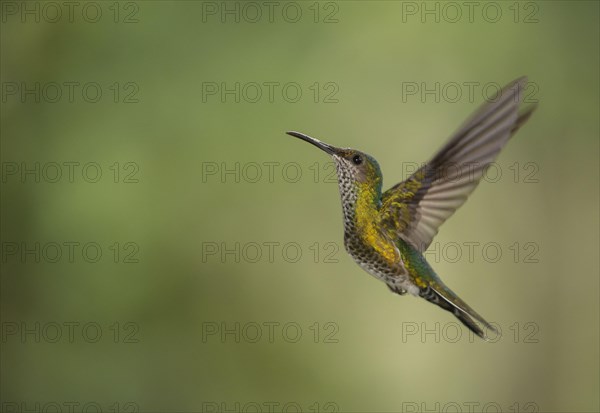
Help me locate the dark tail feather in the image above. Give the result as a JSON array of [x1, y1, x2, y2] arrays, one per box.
[[420, 285, 497, 341], [449, 304, 488, 340]]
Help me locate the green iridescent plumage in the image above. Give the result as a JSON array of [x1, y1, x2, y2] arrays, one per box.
[[287, 77, 536, 340]]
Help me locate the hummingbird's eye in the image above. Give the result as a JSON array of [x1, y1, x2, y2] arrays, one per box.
[[352, 154, 363, 165]]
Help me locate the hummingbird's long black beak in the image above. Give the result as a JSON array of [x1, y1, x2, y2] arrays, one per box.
[[286, 131, 337, 155]]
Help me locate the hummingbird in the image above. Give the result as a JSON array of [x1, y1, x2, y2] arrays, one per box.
[[286, 77, 536, 340]]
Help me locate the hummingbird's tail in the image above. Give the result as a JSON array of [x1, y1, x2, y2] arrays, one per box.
[[420, 282, 497, 341]]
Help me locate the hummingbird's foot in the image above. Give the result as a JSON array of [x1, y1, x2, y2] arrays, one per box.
[[387, 284, 407, 296]]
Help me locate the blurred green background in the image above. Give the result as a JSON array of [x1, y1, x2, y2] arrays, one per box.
[[1, 1, 598, 412]]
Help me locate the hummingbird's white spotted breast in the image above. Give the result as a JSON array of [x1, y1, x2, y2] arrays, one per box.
[[334, 156, 419, 296]]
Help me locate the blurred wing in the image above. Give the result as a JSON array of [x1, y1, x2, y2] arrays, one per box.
[[380, 77, 536, 252]]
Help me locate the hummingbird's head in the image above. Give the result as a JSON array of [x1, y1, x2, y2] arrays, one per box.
[[286, 131, 383, 207]]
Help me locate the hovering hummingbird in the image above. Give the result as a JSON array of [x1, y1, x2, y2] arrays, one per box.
[[287, 77, 536, 340]]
